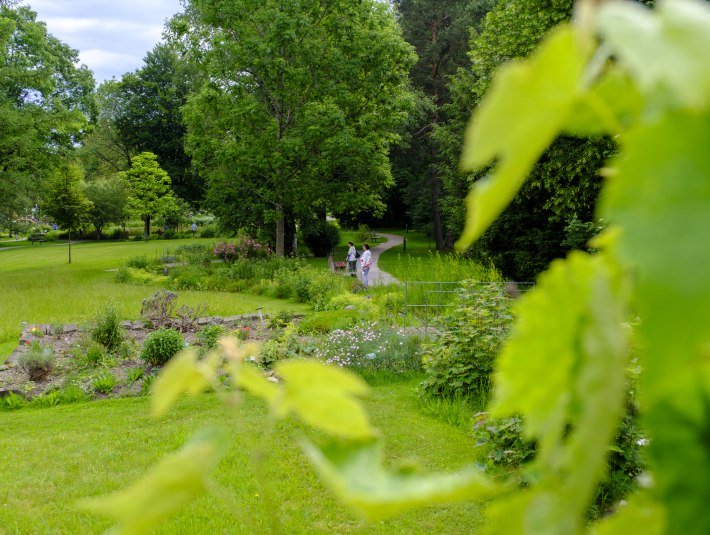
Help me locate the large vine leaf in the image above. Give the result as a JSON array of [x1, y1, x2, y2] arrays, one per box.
[[302, 438, 499, 522], [151, 349, 220, 418], [457, 26, 590, 247], [77, 429, 228, 535], [490, 252, 628, 533], [274, 359, 374, 439], [597, 0, 710, 111], [600, 111, 710, 398]]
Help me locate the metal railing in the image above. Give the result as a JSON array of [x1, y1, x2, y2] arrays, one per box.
[[403, 281, 534, 336]]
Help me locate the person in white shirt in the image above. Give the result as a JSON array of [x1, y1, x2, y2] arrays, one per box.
[[360, 244, 372, 288], [346, 241, 357, 276]]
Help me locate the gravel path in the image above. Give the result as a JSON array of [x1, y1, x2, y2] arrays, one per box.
[[360, 232, 403, 287]]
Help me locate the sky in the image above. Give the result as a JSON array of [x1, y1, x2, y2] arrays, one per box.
[[23, 0, 183, 83]]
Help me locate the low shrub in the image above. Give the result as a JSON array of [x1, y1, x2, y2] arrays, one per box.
[[198, 225, 217, 238], [92, 372, 118, 394], [141, 328, 184, 366], [18, 343, 54, 381], [126, 366, 145, 383], [197, 324, 225, 351], [0, 392, 26, 410], [471, 413, 535, 469], [140, 290, 177, 328], [32, 390, 61, 408], [231, 326, 252, 341], [268, 310, 296, 329], [298, 310, 360, 334], [58, 384, 89, 404], [84, 343, 106, 366], [420, 282, 513, 401], [92, 304, 124, 352], [301, 220, 340, 257], [126, 254, 150, 270]]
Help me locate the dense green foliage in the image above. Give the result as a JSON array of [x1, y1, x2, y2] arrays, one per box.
[[0, 5, 94, 227], [113, 43, 203, 204], [390, 0, 495, 247], [83, 176, 129, 239], [420, 282, 512, 400], [177, 0, 415, 254], [300, 220, 341, 257], [140, 328, 184, 366], [451, 0, 710, 531], [119, 152, 177, 237]]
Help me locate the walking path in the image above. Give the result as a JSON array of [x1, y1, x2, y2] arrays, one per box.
[[361, 232, 403, 287]]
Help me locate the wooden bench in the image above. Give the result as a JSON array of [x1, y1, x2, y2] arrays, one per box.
[[369, 232, 382, 242], [29, 234, 47, 245]]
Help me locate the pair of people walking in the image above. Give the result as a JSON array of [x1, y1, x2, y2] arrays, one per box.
[[346, 242, 372, 288]]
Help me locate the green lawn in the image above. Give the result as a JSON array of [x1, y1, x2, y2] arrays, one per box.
[[0, 239, 309, 362], [0, 380, 485, 534]]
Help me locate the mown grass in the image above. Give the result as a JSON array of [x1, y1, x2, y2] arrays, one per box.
[[0, 380, 485, 534], [0, 239, 309, 362]]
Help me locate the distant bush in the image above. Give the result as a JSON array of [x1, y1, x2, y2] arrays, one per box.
[[127, 255, 150, 270], [301, 220, 340, 257], [141, 328, 184, 366]]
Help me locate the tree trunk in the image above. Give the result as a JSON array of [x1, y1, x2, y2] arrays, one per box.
[[144, 216, 151, 239], [275, 203, 285, 257], [428, 154, 444, 251], [68, 229, 72, 264], [428, 20, 445, 251]]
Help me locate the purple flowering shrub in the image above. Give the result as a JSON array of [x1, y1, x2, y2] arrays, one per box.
[[213, 236, 272, 263]]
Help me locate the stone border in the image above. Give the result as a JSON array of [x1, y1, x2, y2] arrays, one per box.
[[2, 313, 284, 369]]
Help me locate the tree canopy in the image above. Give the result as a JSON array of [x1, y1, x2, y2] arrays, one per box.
[[0, 5, 94, 227], [119, 152, 175, 238], [178, 0, 415, 255]]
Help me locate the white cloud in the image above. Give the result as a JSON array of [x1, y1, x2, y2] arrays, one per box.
[[22, 1, 182, 82]]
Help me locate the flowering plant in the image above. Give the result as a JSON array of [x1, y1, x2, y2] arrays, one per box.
[[213, 242, 238, 263], [213, 236, 271, 262], [28, 325, 43, 337]]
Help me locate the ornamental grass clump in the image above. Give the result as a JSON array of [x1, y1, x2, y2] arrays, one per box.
[[18, 342, 54, 381], [92, 304, 124, 352], [140, 328, 184, 366]]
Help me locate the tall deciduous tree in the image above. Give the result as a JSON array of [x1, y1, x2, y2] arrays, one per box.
[[43, 163, 93, 263], [120, 152, 175, 238], [0, 6, 94, 227], [83, 176, 129, 239], [112, 44, 203, 204], [78, 81, 133, 180], [179, 0, 415, 256]]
